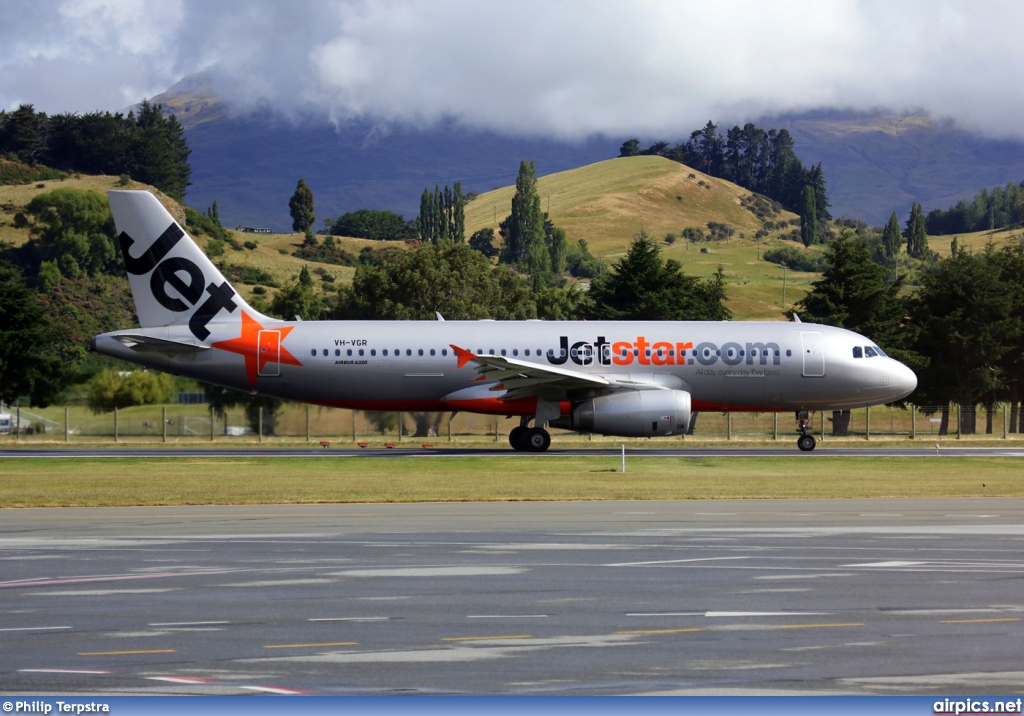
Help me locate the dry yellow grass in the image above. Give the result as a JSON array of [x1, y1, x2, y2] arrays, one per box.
[[464, 156, 796, 257]]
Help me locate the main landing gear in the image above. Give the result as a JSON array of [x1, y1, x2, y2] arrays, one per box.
[[509, 417, 551, 452], [796, 410, 816, 452]]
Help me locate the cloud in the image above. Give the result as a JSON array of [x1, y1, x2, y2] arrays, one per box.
[[4, 0, 1024, 139]]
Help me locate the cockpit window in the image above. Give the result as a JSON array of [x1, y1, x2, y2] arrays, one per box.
[[864, 346, 878, 358], [873, 345, 887, 357], [853, 346, 863, 358]]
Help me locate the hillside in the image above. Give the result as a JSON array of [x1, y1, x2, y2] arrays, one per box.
[[148, 74, 1024, 234]]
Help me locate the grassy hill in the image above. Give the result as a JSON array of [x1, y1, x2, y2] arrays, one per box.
[[8, 160, 1018, 321]]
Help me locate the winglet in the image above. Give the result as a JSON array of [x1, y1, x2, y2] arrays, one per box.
[[451, 344, 476, 369]]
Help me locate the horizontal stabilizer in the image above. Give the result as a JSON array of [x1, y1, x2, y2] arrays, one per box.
[[113, 334, 211, 354]]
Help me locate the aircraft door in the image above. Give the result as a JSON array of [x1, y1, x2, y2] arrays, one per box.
[[258, 330, 281, 377], [800, 331, 825, 377]]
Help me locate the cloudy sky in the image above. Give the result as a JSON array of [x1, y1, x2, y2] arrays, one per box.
[[3, 0, 1024, 139]]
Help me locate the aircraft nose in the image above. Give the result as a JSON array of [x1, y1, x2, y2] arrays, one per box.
[[896, 361, 917, 397]]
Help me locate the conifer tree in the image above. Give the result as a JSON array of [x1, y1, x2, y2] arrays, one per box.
[[800, 185, 817, 248], [905, 202, 929, 259], [289, 179, 316, 233], [881, 211, 903, 258], [501, 161, 545, 268]]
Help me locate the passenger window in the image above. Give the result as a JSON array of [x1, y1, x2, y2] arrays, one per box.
[[488, 349, 495, 355], [774, 350, 780, 357], [358, 349, 364, 356], [786, 350, 792, 357], [418, 349, 424, 356], [407, 349, 412, 356], [370, 349, 376, 356], [513, 349, 518, 356], [383, 349, 388, 356], [442, 349, 448, 356], [335, 349, 341, 356], [310, 349, 316, 357], [524, 349, 530, 356], [853, 346, 863, 358], [322, 349, 328, 356], [865, 346, 878, 358], [347, 349, 353, 356], [500, 349, 506, 356], [430, 349, 435, 356]]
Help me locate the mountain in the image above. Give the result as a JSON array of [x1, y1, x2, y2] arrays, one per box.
[[152, 74, 619, 232], [152, 74, 1024, 230], [769, 110, 1024, 225]]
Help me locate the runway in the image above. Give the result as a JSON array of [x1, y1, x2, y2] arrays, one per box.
[[3, 445, 1024, 458], [4, 499, 1024, 695]]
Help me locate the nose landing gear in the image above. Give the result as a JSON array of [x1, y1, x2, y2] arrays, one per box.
[[796, 411, 816, 452], [509, 417, 551, 452]]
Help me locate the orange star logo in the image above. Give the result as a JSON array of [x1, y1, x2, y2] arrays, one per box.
[[211, 311, 303, 384]]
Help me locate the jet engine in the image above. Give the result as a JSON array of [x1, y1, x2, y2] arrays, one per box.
[[550, 389, 692, 437]]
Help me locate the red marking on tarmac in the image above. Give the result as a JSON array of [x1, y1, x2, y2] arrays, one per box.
[[240, 685, 310, 695]]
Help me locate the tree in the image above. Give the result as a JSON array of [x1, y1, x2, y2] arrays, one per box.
[[547, 223, 567, 275], [910, 246, 1014, 434], [800, 185, 817, 248], [905, 202, 930, 259], [22, 188, 117, 280], [336, 242, 536, 321], [0, 263, 72, 407], [500, 161, 546, 271], [468, 228, 499, 258], [794, 232, 914, 435], [86, 369, 174, 414], [619, 139, 641, 157], [268, 265, 324, 321], [289, 179, 316, 233], [588, 230, 730, 321], [881, 211, 903, 259]]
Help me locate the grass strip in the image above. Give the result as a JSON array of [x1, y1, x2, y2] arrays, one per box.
[[1, 456, 1022, 508]]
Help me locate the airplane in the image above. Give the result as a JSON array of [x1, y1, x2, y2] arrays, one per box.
[[91, 190, 918, 452]]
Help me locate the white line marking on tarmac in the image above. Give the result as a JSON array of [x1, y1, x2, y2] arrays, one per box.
[[20, 669, 112, 674], [330, 566, 525, 577], [467, 615, 548, 619], [147, 676, 216, 684], [149, 621, 230, 626], [25, 588, 180, 596], [308, 617, 389, 622], [754, 573, 855, 580], [239, 685, 307, 695], [0, 626, 72, 632], [605, 556, 750, 567], [626, 612, 829, 618], [843, 561, 926, 567]]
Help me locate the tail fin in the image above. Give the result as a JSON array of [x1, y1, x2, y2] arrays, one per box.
[[108, 190, 260, 341]]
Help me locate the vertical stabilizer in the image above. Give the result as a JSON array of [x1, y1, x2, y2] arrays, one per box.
[[108, 190, 260, 340]]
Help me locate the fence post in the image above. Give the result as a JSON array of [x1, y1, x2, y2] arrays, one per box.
[[306, 404, 310, 442], [352, 410, 356, 442], [397, 412, 402, 442], [210, 407, 215, 441], [15, 403, 19, 442], [1004, 403, 1008, 440], [910, 404, 916, 439], [820, 411, 825, 442], [956, 404, 961, 440], [162, 406, 166, 443], [114, 407, 118, 443], [865, 406, 870, 441], [727, 412, 732, 440], [258, 406, 263, 443], [494, 418, 499, 442], [773, 413, 778, 441], [65, 406, 69, 443]]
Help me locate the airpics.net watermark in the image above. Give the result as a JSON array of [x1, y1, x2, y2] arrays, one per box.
[[3, 702, 109, 715], [934, 699, 1024, 715]]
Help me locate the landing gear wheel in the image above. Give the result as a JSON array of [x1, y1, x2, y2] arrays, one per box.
[[509, 426, 529, 451], [524, 427, 551, 452], [797, 434, 817, 452]]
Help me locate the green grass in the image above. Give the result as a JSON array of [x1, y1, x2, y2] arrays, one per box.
[[0, 456, 1021, 508]]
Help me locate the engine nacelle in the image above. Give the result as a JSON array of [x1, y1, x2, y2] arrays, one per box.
[[551, 389, 692, 437]]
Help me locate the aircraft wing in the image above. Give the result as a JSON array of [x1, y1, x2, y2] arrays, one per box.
[[451, 344, 608, 402]]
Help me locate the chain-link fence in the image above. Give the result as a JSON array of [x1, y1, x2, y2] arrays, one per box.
[[2, 403, 1022, 445]]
